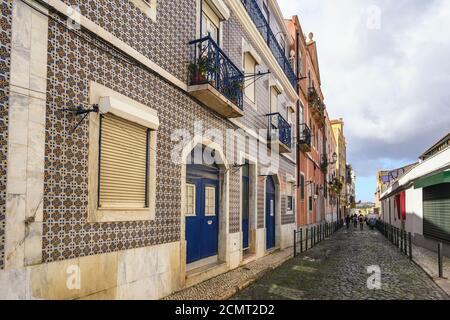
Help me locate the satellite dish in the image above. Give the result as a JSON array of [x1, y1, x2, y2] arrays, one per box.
[[98, 97, 111, 114]]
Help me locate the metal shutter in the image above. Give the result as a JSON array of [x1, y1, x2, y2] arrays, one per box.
[[423, 183, 450, 243], [244, 53, 256, 102], [99, 113, 149, 208]]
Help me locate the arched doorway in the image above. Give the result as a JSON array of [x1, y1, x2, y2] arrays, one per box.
[[185, 146, 220, 264], [266, 176, 276, 250]]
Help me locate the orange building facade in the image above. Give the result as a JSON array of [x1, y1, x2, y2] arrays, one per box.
[[286, 16, 338, 228]]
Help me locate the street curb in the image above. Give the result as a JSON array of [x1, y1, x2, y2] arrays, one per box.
[[410, 257, 450, 298], [375, 228, 449, 298]]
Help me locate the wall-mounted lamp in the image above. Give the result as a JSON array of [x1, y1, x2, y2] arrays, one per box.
[[63, 97, 111, 132]]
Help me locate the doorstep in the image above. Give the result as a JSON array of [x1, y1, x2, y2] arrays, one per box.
[[185, 261, 228, 289], [266, 246, 280, 255], [241, 252, 256, 266], [164, 247, 293, 300]]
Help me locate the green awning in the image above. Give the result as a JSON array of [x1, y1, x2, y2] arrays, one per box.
[[414, 171, 450, 189]]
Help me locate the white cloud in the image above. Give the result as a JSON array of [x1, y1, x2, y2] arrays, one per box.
[[278, 0, 450, 200]]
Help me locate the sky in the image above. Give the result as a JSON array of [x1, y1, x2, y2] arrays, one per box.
[[278, 0, 450, 202]]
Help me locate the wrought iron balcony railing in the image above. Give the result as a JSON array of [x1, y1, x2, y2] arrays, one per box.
[[241, 0, 297, 89], [189, 36, 244, 110], [267, 112, 292, 150], [298, 123, 312, 149], [307, 86, 325, 122]]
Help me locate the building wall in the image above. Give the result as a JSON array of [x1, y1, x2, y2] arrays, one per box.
[[287, 18, 327, 227], [1, 0, 297, 299], [405, 187, 423, 236], [0, 0, 12, 270]]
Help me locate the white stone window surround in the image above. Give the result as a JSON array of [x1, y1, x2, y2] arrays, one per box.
[[204, 0, 230, 20], [87, 81, 159, 222], [130, 0, 157, 22], [242, 38, 262, 109], [285, 175, 296, 215]]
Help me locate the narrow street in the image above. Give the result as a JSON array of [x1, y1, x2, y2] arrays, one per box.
[[233, 227, 447, 300]]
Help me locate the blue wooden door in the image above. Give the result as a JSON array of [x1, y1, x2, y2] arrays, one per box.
[[186, 164, 219, 264], [266, 176, 276, 250], [242, 173, 250, 250]]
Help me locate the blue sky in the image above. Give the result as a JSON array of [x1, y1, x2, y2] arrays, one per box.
[[278, 0, 450, 202]]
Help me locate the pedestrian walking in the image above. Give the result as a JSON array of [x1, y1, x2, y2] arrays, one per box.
[[353, 214, 358, 228], [345, 215, 351, 229], [359, 215, 364, 231]]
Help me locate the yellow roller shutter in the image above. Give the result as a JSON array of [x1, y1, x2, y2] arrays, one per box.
[[244, 53, 256, 103], [99, 113, 149, 208]]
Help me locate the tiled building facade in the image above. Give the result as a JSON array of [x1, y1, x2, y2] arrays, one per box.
[[0, 0, 298, 299], [0, 0, 12, 271]]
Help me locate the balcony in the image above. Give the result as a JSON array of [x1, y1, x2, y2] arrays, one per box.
[[307, 87, 325, 125], [188, 36, 244, 118], [320, 154, 328, 172], [241, 0, 297, 89], [298, 123, 312, 152], [266, 112, 292, 153]]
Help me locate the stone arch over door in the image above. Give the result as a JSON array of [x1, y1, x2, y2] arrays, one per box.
[[179, 135, 229, 284]]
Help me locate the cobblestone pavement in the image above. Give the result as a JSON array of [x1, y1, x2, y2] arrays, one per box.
[[165, 249, 292, 300], [233, 227, 448, 300]]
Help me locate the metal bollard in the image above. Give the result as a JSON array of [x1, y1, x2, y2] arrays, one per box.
[[305, 228, 309, 250], [438, 242, 443, 278], [294, 230, 297, 256], [400, 229, 404, 252], [300, 229, 303, 253], [408, 232, 412, 259], [403, 230, 407, 255], [400, 229, 403, 252]]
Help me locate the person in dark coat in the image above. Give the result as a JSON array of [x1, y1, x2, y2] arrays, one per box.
[[345, 215, 351, 229]]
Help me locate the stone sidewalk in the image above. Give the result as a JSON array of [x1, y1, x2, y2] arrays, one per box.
[[412, 244, 450, 295], [164, 249, 293, 300]]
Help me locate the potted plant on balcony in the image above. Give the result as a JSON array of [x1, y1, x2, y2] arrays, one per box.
[[188, 46, 217, 85]]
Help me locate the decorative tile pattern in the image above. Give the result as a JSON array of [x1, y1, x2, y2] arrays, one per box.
[[42, 15, 243, 262], [60, 0, 195, 83], [0, 0, 12, 270], [41, 2, 296, 262]]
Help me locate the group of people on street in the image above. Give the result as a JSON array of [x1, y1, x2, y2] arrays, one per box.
[[345, 214, 366, 231]]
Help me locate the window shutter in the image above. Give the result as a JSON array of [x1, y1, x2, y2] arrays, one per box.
[[270, 87, 278, 113], [99, 113, 149, 208], [244, 53, 256, 102], [423, 184, 450, 242]]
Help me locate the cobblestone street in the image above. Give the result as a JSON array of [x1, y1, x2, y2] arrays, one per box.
[[233, 227, 448, 300]]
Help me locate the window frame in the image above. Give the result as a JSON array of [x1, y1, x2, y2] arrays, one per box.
[[270, 86, 279, 113], [300, 174, 305, 200], [185, 183, 197, 217], [286, 181, 294, 214], [97, 113, 151, 210], [87, 82, 158, 222], [204, 185, 217, 216], [243, 52, 257, 104]]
